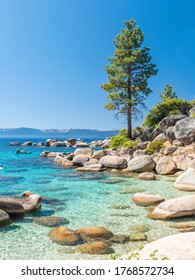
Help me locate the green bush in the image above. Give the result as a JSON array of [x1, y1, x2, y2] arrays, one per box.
[[143, 98, 193, 128], [146, 140, 164, 155], [110, 134, 139, 150], [192, 113, 195, 118]]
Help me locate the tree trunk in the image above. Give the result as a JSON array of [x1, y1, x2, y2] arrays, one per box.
[[127, 76, 132, 139], [127, 107, 132, 139]]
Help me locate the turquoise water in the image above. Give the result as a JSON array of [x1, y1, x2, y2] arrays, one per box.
[[0, 138, 194, 260]]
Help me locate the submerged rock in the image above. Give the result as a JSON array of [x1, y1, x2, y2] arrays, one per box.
[[130, 232, 147, 241], [130, 224, 149, 233], [138, 172, 156, 180], [77, 241, 112, 255], [75, 226, 113, 241], [132, 192, 165, 206], [34, 216, 69, 227], [0, 209, 11, 226], [109, 235, 129, 244], [48, 226, 82, 245]]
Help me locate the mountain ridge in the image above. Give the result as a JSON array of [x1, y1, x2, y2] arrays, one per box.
[[0, 127, 119, 138]]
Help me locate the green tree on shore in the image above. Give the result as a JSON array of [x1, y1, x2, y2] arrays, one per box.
[[159, 84, 177, 101], [101, 19, 157, 138]]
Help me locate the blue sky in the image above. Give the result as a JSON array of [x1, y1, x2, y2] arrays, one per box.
[[0, 0, 195, 130]]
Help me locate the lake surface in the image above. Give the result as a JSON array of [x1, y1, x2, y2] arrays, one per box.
[[0, 137, 193, 260]]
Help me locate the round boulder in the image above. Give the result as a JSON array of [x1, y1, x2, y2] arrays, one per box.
[[48, 226, 82, 245], [174, 168, 195, 191], [174, 117, 195, 145], [156, 156, 177, 175], [75, 226, 113, 241], [34, 216, 69, 227], [150, 195, 195, 219], [132, 192, 165, 206], [128, 155, 155, 173], [72, 155, 89, 166], [99, 156, 127, 169], [138, 172, 156, 180]]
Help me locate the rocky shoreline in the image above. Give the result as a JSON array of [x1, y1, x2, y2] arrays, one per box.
[[2, 113, 195, 259]]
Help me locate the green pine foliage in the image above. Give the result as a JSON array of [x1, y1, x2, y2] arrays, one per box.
[[143, 98, 193, 128], [101, 19, 157, 138], [159, 84, 177, 101]]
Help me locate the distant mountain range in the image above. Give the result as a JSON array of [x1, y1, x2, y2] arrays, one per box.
[[0, 127, 119, 139]]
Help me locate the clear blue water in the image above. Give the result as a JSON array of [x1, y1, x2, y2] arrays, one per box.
[[0, 137, 193, 260]]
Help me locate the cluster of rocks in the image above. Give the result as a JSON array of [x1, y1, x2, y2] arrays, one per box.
[[40, 142, 195, 179], [47, 225, 149, 254], [9, 138, 111, 149], [0, 194, 42, 227]]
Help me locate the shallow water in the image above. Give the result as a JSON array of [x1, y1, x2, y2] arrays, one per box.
[[0, 138, 194, 260]]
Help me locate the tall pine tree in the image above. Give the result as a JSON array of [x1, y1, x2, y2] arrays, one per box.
[[101, 19, 158, 138]]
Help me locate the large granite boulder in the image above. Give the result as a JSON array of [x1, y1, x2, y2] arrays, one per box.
[[91, 150, 107, 160], [75, 141, 89, 148], [156, 156, 177, 175], [74, 148, 93, 157], [72, 155, 89, 166], [0, 209, 10, 226], [188, 107, 195, 118], [174, 117, 195, 145], [22, 141, 32, 146], [132, 192, 165, 206], [61, 159, 74, 167], [99, 156, 127, 169], [40, 151, 50, 157], [158, 115, 186, 133], [77, 241, 112, 254], [0, 194, 41, 216], [119, 232, 195, 260], [148, 127, 163, 141], [66, 138, 76, 146], [75, 226, 113, 241], [54, 156, 64, 164], [166, 126, 176, 144], [8, 142, 20, 146], [48, 226, 82, 245], [128, 155, 155, 172], [50, 141, 65, 147], [153, 133, 167, 142], [76, 164, 106, 172], [172, 155, 193, 171], [150, 195, 195, 219], [45, 139, 51, 146], [174, 168, 195, 191]]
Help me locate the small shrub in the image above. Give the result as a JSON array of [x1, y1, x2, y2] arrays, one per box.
[[110, 134, 139, 150], [146, 140, 164, 155], [110, 135, 127, 149], [119, 128, 128, 136], [192, 113, 195, 118]]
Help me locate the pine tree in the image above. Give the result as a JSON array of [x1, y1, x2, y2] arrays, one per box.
[[101, 19, 158, 138], [159, 84, 177, 102]]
